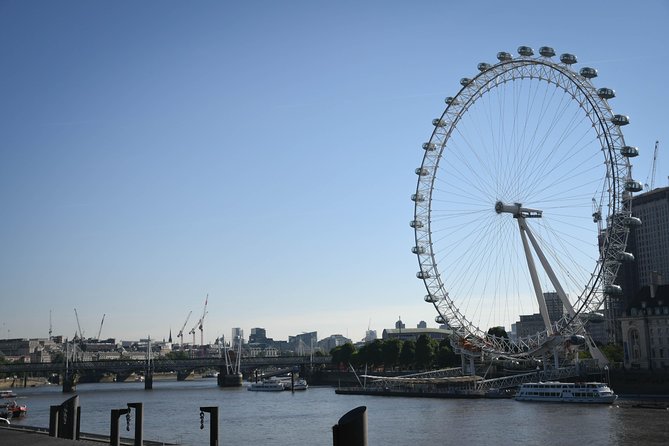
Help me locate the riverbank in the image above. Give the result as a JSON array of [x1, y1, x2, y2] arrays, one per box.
[[0, 377, 50, 390]]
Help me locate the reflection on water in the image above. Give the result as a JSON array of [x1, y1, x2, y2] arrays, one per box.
[[8, 380, 669, 445]]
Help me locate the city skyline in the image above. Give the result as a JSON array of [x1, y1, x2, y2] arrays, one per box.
[[1, 1, 668, 343]]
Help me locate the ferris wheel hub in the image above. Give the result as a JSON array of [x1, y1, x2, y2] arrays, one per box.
[[494, 201, 543, 218]]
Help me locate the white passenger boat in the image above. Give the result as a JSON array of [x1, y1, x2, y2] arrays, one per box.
[[291, 378, 308, 391], [248, 378, 285, 392], [1, 390, 18, 399], [276, 377, 308, 391], [515, 381, 617, 404]]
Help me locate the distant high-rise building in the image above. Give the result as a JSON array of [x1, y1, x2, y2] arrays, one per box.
[[231, 327, 243, 348], [514, 313, 545, 339], [249, 327, 267, 344], [318, 334, 351, 353], [288, 331, 317, 355], [544, 292, 565, 324], [513, 292, 564, 339], [395, 318, 405, 330], [615, 186, 669, 343], [417, 320, 427, 329], [621, 187, 669, 294], [364, 329, 377, 343]]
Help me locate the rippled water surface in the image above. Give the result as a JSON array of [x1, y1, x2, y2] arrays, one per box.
[[8, 380, 669, 445]]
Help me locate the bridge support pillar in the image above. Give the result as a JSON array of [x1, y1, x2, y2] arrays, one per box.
[[62, 371, 77, 393], [217, 370, 243, 387], [144, 370, 153, 390]]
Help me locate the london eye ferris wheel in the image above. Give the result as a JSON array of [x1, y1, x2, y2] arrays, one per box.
[[412, 46, 643, 361]]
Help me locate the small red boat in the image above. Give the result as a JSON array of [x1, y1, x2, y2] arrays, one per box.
[[1, 401, 28, 418]]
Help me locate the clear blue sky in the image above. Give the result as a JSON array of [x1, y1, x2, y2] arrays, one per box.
[[1, 0, 667, 344]]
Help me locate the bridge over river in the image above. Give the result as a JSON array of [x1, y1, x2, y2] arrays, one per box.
[[0, 356, 332, 392]]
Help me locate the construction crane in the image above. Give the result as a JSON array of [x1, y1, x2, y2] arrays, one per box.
[[96, 314, 106, 340], [198, 294, 208, 346], [73, 308, 84, 341], [188, 294, 209, 348], [650, 140, 659, 190], [177, 311, 192, 346], [189, 321, 198, 347]]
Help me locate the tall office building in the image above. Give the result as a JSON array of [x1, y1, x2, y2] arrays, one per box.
[[231, 327, 243, 348], [624, 187, 669, 291], [249, 327, 267, 344], [614, 186, 669, 342], [544, 291, 565, 324]]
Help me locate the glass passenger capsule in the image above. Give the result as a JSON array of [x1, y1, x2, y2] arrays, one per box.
[[497, 51, 513, 62], [411, 193, 425, 202], [415, 167, 429, 176], [618, 252, 635, 262], [569, 335, 587, 345], [412, 246, 426, 255], [612, 114, 630, 126], [444, 96, 459, 105], [539, 46, 555, 57], [424, 294, 438, 303], [410, 220, 423, 228], [460, 77, 472, 87], [477, 62, 492, 72], [560, 53, 577, 64], [422, 142, 436, 151], [417, 271, 431, 279], [435, 315, 446, 324], [518, 46, 534, 56], [623, 216, 642, 227], [580, 67, 598, 78], [625, 179, 643, 192], [583, 312, 605, 323], [597, 88, 615, 99], [604, 284, 623, 295], [620, 146, 639, 157], [432, 118, 446, 127]]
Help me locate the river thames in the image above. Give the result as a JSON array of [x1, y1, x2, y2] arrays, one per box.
[[6, 379, 669, 445]]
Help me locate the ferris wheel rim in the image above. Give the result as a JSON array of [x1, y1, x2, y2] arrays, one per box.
[[412, 47, 634, 357]]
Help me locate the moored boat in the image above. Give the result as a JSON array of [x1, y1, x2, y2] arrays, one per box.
[[248, 378, 285, 392], [515, 381, 617, 404], [1, 401, 28, 418], [290, 378, 308, 391], [276, 377, 308, 391], [1, 390, 18, 399]]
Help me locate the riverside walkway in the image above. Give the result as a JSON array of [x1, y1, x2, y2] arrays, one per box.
[[0, 425, 174, 446], [1, 426, 102, 446]]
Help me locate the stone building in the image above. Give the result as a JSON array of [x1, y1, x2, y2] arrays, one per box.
[[619, 284, 669, 370]]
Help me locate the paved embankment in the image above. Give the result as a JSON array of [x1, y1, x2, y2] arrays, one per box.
[[0, 425, 176, 445], [0, 426, 103, 446]]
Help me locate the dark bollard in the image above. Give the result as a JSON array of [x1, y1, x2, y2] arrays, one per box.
[[49, 395, 80, 439], [332, 406, 368, 446], [127, 402, 144, 446], [199, 406, 219, 446], [48, 406, 59, 437], [110, 408, 130, 446]]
